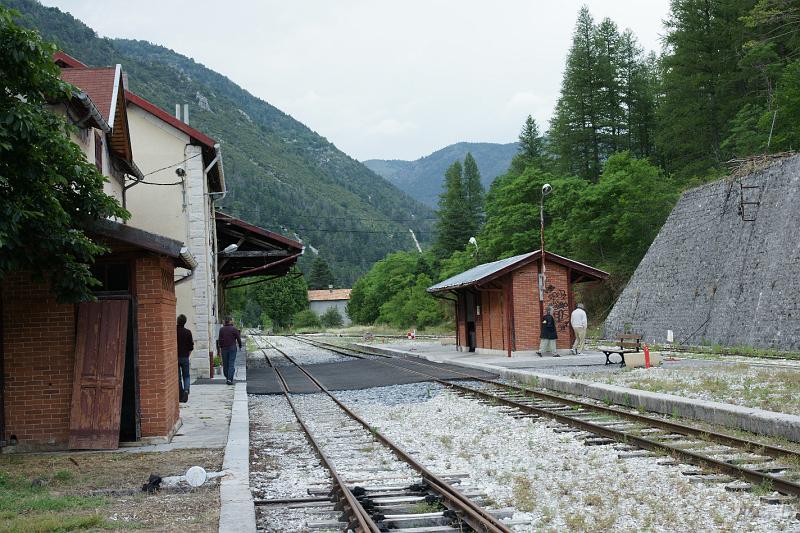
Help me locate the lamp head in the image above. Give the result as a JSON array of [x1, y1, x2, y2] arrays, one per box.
[[221, 243, 238, 255], [542, 183, 552, 196]]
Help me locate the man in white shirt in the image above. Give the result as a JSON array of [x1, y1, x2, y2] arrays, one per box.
[[570, 303, 588, 355]]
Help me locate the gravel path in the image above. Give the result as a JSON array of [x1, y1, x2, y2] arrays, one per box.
[[336, 382, 800, 532]]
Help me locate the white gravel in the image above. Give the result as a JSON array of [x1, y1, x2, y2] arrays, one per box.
[[335, 383, 800, 532], [256, 335, 352, 365]]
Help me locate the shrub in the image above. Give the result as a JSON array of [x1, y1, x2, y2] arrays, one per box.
[[320, 306, 343, 328], [292, 309, 321, 329]]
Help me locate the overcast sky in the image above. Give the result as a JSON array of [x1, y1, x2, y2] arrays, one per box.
[[42, 1, 670, 161]]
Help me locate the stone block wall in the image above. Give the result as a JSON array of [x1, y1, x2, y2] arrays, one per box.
[[605, 155, 800, 350]]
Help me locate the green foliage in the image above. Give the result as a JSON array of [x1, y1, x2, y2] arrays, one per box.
[[434, 155, 486, 259], [0, 5, 128, 302], [320, 306, 343, 328], [549, 8, 658, 182], [292, 309, 321, 329], [347, 251, 444, 328], [462, 152, 485, 234], [307, 256, 336, 289], [656, 0, 756, 179], [225, 269, 308, 328]]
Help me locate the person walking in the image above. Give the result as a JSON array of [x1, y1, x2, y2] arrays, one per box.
[[571, 303, 588, 355], [176, 314, 193, 403], [537, 305, 558, 357], [217, 317, 242, 385]]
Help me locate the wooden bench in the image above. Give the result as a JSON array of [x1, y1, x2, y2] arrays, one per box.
[[598, 334, 642, 366]]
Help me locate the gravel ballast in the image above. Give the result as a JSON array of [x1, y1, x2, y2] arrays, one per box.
[[335, 383, 800, 532]]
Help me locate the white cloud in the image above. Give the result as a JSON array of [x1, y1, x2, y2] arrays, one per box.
[[41, 0, 671, 161]]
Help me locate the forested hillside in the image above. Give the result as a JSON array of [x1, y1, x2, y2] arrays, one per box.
[[3, 0, 434, 286], [364, 142, 517, 207], [349, 0, 800, 330]]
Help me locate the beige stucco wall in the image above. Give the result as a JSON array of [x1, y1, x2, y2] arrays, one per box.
[[125, 104, 218, 379]]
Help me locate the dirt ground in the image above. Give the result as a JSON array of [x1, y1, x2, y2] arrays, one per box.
[[0, 448, 223, 533]]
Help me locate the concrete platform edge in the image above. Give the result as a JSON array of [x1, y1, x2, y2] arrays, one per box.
[[218, 382, 255, 533], [354, 343, 800, 443]]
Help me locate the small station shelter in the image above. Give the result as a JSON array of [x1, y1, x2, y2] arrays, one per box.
[[428, 250, 607, 356]]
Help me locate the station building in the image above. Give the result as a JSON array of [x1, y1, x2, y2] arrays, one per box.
[[428, 251, 607, 356]]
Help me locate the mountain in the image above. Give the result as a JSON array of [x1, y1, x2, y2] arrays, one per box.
[[4, 0, 435, 286], [364, 142, 519, 208]]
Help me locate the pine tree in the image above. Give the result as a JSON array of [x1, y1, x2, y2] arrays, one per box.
[[656, 0, 756, 178], [462, 153, 485, 238], [518, 115, 544, 160], [307, 257, 336, 289], [549, 6, 602, 181], [434, 161, 471, 258]]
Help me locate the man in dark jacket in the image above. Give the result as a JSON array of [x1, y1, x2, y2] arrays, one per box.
[[217, 316, 242, 385], [537, 305, 558, 357], [176, 314, 194, 402]]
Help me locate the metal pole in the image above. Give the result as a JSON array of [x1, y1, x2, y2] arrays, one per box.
[[539, 194, 546, 301]]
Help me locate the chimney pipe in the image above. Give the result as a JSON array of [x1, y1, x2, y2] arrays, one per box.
[[175, 104, 181, 120], [183, 104, 189, 125]]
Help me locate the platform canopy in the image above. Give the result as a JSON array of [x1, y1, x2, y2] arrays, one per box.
[[215, 212, 303, 283], [428, 250, 608, 293]]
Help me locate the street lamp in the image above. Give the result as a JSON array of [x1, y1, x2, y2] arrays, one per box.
[[468, 236, 478, 256], [217, 243, 238, 256], [539, 183, 552, 302]]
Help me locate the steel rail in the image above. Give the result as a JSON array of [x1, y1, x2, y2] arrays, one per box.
[[293, 336, 800, 497], [269, 342, 512, 533], [258, 344, 380, 532], [295, 336, 800, 460]]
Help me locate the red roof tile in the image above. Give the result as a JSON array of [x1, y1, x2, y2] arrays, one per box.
[[60, 67, 119, 127], [308, 289, 352, 302], [54, 51, 87, 69]]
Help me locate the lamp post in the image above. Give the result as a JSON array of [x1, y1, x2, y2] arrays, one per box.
[[539, 183, 552, 303]]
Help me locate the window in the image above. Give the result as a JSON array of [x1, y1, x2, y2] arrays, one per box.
[[94, 131, 103, 172]]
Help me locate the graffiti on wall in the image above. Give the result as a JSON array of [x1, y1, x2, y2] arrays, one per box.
[[545, 284, 570, 333]]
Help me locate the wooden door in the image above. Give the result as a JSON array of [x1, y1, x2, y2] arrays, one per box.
[[69, 300, 129, 449]]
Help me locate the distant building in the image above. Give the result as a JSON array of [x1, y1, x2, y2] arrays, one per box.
[[605, 155, 800, 350], [428, 251, 607, 355], [308, 289, 352, 326]]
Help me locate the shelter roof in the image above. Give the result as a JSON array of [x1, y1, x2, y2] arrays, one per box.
[[428, 250, 608, 293], [89, 219, 196, 270], [308, 289, 352, 302], [216, 212, 303, 282]]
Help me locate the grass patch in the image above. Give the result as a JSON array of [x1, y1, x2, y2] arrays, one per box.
[[0, 513, 106, 533], [0, 472, 109, 533]]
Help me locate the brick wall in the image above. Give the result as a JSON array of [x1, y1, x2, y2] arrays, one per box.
[[1, 253, 179, 450], [1, 273, 75, 450], [454, 258, 575, 353], [134, 255, 179, 438]]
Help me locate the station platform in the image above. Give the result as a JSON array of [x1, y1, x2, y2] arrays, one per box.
[[246, 358, 498, 394]]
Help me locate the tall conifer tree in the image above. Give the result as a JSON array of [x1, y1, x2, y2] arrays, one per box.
[[462, 152, 485, 237], [434, 161, 471, 258]]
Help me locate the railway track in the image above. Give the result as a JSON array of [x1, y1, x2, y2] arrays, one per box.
[[252, 336, 517, 532], [289, 335, 800, 503]]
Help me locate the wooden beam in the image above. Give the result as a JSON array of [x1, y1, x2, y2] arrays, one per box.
[[222, 250, 289, 258]]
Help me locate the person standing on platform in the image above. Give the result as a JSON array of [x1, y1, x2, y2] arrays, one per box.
[[176, 314, 193, 403], [537, 305, 558, 357], [570, 303, 588, 354], [217, 317, 242, 385]]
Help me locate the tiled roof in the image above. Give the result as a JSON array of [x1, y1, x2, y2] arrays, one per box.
[[308, 289, 352, 302], [60, 67, 119, 127]]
